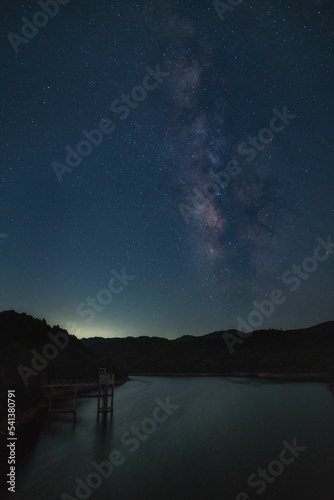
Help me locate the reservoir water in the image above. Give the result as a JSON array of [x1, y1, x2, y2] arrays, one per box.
[[11, 376, 334, 499]]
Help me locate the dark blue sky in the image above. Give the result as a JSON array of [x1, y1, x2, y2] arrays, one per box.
[[1, 0, 333, 338]]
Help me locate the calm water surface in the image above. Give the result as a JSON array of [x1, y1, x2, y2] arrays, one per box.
[[10, 377, 334, 500]]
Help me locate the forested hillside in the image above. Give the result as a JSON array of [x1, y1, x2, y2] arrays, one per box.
[[82, 322, 334, 377], [0, 310, 119, 423], [1, 310, 333, 429]]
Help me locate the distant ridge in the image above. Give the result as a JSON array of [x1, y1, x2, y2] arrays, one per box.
[[82, 321, 334, 377]]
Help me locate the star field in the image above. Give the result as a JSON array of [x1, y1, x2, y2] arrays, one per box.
[[1, 0, 333, 338]]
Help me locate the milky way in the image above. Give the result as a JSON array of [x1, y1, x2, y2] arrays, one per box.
[[156, 13, 291, 295], [1, 0, 333, 336]]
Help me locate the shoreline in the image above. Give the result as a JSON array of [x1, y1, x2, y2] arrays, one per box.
[[0, 402, 47, 452], [0, 378, 128, 447], [129, 372, 330, 382], [1, 373, 331, 447]]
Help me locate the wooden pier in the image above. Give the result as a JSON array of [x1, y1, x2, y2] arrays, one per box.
[[44, 369, 114, 416]]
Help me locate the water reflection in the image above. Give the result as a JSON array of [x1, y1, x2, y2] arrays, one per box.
[[95, 411, 113, 436], [13, 377, 334, 500]]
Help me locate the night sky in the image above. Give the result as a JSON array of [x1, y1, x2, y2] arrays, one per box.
[[1, 0, 333, 339]]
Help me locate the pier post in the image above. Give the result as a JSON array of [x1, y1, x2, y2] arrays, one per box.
[[97, 368, 114, 413], [97, 383, 101, 413], [73, 385, 77, 415]]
